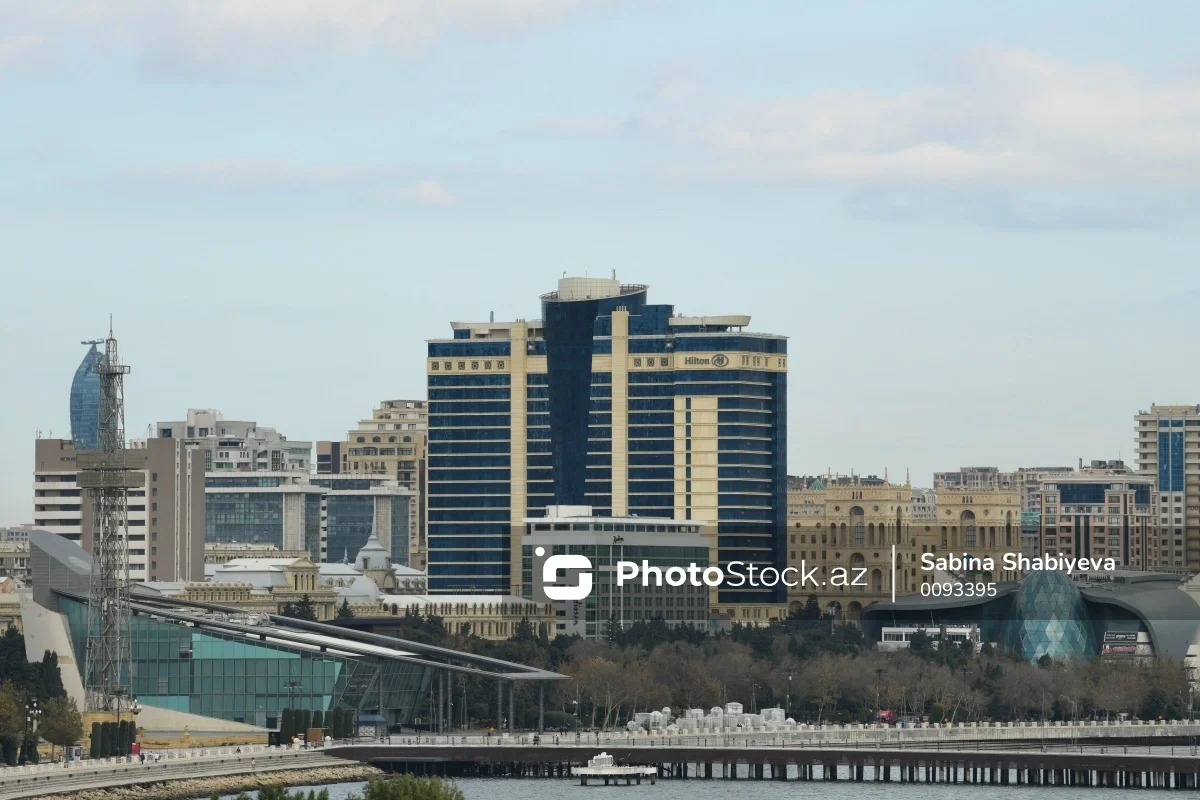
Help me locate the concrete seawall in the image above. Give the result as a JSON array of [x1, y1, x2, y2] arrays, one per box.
[[0, 750, 378, 800]]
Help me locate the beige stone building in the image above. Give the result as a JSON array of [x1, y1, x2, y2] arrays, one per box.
[[147, 555, 340, 620], [317, 399, 427, 568], [377, 594, 556, 641], [787, 474, 1022, 621], [203, 543, 310, 564]]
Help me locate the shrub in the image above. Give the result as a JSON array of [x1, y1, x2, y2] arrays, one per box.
[[360, 774, 465, 800]]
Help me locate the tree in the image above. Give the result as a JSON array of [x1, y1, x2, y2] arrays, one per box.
[[796, 595, 822, 621], [358, 774, 465, 800], [282, 596, 318, 622], [800, 655, 843, 723], [279, 708, 294, 742], [336, 599, 354, 620], [0, 683, 22, 765], [312, 710, 324, 731], [40, 696, 83, 761], [35, 652, 67, 701]]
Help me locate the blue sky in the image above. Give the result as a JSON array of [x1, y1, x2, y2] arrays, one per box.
[[2, 0, 1199, 524]]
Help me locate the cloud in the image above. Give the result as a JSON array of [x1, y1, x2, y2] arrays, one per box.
[[512, 114, 632, 137], [0, 32, 51, 71], [131, 160, 361, 189], [540, 46, 1200, 189], [0, 0, 612, 75], [843, 187, 1192, 231], [388, 179, 456, 206], [118, 160, 456, 207]]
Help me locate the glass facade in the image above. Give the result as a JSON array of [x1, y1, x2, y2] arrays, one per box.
[[1159, 425, 1185, 492], [205, 492, 284, 547], [427, 372, 512, 592], [70, 343, 103, 450], [326, 495, 376, 563], [60, 595, 431, 727], [1001, 569, 1095, 662], [304, 493, 323, 561], [390, 496, 410, 566]]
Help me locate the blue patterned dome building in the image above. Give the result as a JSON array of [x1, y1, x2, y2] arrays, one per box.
[[1002, 569, 1095, 661]]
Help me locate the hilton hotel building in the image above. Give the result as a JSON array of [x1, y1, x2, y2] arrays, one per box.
[[426, 276, 788, 607]]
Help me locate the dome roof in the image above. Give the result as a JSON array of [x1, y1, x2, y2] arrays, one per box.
[[1003, 569, 1094, 661], [353, 530, 389, 572]]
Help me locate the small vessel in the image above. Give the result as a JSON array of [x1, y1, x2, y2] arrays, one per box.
[[575, 752, 658, 786]]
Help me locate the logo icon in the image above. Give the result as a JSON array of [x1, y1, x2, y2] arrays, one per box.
[[711, 353, 729, 367], [537, 546, 593, 601]]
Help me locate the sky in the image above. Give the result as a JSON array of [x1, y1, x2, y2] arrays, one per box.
[[2, 0, 1199, 525]]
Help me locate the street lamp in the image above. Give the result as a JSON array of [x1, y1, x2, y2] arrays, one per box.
[[875, 668, 887, 720], [24, 697, 41, 764], [285, 680, 301, 710], [113, 687, 127, 726], [612, 536, 625, 633]]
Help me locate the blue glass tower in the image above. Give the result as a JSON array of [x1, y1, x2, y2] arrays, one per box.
[[427, 277, 788, 603], [70, 342, 104, 450]]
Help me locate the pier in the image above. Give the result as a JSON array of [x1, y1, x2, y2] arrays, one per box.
[[326, 741, 1200, 790]]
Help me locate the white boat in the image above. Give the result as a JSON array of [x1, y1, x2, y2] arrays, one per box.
[[575, 752, 658, 786]]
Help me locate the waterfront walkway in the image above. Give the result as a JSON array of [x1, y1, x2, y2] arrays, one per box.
[[0, 746, 343, 800]]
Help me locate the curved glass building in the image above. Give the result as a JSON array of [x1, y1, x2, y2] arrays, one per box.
[[1003, 569, 1095, 661], [70, 342, 103, 450], [860, 568, 1200, 663]]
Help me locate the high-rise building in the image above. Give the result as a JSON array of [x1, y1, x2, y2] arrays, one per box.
[[426, 276, 788, 605], [33, 438, 204, 582], [1035, 464, 1155, 570], [69, 341, 104, 450], [1135, 404, 1200, 571], [317, 399, 428, 567], [156, 409, 312, 472]]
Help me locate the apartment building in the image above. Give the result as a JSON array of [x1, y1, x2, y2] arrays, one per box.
[[33, 438, 204, 582], [156, 409, 312, 473], [1135, 405, 1200, 571]]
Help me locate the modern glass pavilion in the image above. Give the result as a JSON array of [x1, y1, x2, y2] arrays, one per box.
[[29, 530, 565, 731]]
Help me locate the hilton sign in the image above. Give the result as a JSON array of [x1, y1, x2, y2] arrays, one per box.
[[683, 354, 729, 367]]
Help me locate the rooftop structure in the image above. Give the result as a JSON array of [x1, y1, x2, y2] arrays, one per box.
[[156, 409, 312, 472]]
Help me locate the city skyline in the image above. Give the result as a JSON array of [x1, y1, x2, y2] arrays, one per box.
[[3, 0, 1200, 526]]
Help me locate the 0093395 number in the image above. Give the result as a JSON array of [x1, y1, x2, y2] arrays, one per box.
[[920, 581, 997, 598]]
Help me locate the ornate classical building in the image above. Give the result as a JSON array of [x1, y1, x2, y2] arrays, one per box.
[[787, 473, 1022, 622]]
